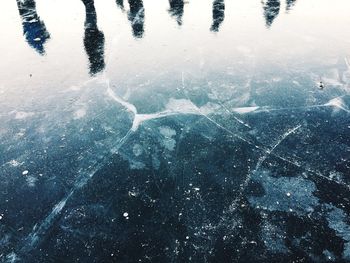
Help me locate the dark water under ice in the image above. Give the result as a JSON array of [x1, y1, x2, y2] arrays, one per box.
[[0, 0, 350, 262]]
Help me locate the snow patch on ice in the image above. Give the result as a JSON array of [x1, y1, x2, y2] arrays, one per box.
[[248, 171, 319, 215], [165, 98, 199, 113], [8, 160, 22, 167], [14, 111, 35, 120], [132, 144, 143, 156], [232, 106, 260, 114], [26, 176, 38, 187], [130, 161, 146, 170], [159, 126, 176, 151], [159, 126, 176, 137], [74, 108, 87, 119]]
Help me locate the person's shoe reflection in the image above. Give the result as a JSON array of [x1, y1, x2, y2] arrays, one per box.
[[168, 0, 184, 26], [262, 0, 281, 28], [16, 0, 50, 55], [210, 0, 225, 32], [127, 0, 145, 38], [82, 0, 105, 75]]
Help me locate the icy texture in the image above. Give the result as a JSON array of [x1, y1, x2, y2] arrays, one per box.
[[0, 0, 350, 262]]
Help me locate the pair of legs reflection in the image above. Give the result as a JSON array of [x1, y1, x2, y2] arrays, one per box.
[[16, 0, 224, 75], [116, 0, 145, 38], [167, 0, 225, 31], [17, 0, 297, 75], [119, 0, 225, 33], [82, 0, 147, 75], [16, 0, 105, 75], [262, 0, 297, 27], [168, 0, 184, 26], [82, 0, 105, 75], [16, 0, 50, 55]]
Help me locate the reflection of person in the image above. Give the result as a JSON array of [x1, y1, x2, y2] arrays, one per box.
[[116, 0, 125, 11], [262, 0, 280, 28], [16, 0, 50, 55], [210, 0, 225, 32], [127, 0, 145, 38], [286, 0, 297, 11], [168, 0, 184, 26], [82, 0, 105, 75]]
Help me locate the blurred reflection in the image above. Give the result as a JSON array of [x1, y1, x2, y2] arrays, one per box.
[[210, 0, 225, 32], [286, 0, 297, 11], [16, 0, 50, 55], [168, 0, 184, 26], [127, 0, 145, 38], [262, 0, 281, 28], [116, 0, 125, 11], [82, 0, 105, 75]]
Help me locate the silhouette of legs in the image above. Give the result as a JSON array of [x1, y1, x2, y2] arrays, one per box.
[[286, 0, 297, 11], [16, 0, 50, 55], [168, 0, 184, 26], [210, 0, 225, 32], [116, 0, 125, 11], [82, 0, 105, 75], [127, 0, 145, 38], [262, 0, 281, 28]]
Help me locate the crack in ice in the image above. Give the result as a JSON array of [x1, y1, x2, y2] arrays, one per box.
[[230, 125, 302, 212], [106, 80, 206, 131], [231, 98, 350, 115], [10, 123, 135, 262]]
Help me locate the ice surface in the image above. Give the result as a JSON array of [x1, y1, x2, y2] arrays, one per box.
[[1, 0, 350, 262]]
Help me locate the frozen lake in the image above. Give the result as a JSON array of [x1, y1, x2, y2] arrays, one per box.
[[0, 0, 350, 262]]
